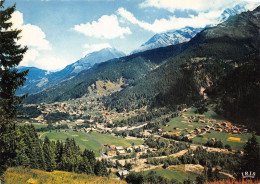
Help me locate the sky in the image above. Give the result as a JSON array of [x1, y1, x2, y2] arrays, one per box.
[[3, 0, 260, 71]]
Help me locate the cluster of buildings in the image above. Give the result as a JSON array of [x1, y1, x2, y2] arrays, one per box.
[[214, 122, 247, 134], [105, 144, 150, 157]]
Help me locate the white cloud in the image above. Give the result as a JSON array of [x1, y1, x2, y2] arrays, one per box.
[[73, 14, 131, 39], [139, 0, 255, 12], [20, 49, 40, 67], [34, 55, 69, 71], [20, 50, 68, 71], [10, 10, 24, 27], [20, 24, 52, 50], [9, 11, 55, 70], [11, 11, 51, 50], [82, 43, 112, 56], [118, 7, 222, 33]]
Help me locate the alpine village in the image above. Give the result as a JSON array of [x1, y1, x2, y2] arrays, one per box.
[[0, 0, 260, 184]]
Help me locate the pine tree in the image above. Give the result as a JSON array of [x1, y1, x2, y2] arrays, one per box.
[[80, 149, 94, 174], [83, 149, 96, 172], [94, 160, 108, 176], [15, 130, 30, 167], [43, 136, 56, 172], [19, 125, 46, 170], [240, 134, 260, 179], [55, 140, 63, 164], [0, 1, 28, 175]]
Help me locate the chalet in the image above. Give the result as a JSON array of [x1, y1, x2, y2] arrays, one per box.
[[199, 119, 205, 123], [116, 146, 125, 154], [216, 128, 222, 132], [144, 145, 149, 150], [216, 123, 222, 128], [118, 149, 125, 154], [109, 145, 116, 149], [221, 122, 228, 127], [106, 148, 117, 156], [134, 145, 145, 151], [142, 131, 152, 137], [232, 130, 238, 134], [185, 134, 193, 139], [117, 170, 129, 178], [126, 147, 133, 152], [139, 145, 145, 151], [194, 128, 201, 133], [243, 129, 248, 133]]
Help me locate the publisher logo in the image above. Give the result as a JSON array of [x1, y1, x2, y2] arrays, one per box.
[[242, 171, 256, 179]]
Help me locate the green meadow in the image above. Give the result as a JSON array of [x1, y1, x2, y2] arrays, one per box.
[[143, 167, 198, 182], [161, 108, 259, 150], [38, 130, 144, 156]]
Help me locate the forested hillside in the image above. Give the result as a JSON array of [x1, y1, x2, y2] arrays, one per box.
[[24, 42, 188, 104], [206, 54, 260, 131], [105, 6, 260, 112], [23, 6, 260, 131]]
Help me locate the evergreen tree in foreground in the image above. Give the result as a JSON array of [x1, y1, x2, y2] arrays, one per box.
[[0, 0, 28, 175], [43, 136, 56, 171], [240, 134, 260, 179]]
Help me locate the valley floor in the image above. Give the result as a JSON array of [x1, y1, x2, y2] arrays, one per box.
[[18, 97, 260, 183]]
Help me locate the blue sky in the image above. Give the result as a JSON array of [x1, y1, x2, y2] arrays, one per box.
[[3, 0, 260, 70]]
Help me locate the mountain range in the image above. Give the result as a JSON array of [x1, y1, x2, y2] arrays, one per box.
[[24, 6, 260, 130], [131, 27, 203, 54], [18, 3, 249, 96], [17, 48, 125, 95], [132, 3, 249, 54]]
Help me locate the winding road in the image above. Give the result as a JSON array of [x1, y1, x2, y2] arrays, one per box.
[[84, 132, 106, 158]]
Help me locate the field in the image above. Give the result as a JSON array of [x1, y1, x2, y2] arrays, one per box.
[[30, 123, 48, 129], [17, 119, 48, 130], [143, 167, 198, 182], [38, 130, 101, 156], [90, 132, 144, 147], [38, 130, 144, 156], [143, 165, 230, 183], [3, 167, 126, 184], [161, 108, 260, 150], [162, 108, 226, 133], [193, 132, 260, 150]]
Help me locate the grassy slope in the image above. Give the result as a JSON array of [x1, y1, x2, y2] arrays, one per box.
[[38, 130, 144, 156], [3, 167, 126, 184], [90, 132, 144, 147], [193, 132, 260, 150], [40, 131, 101, 156], [143, 167, 197, 182], [161, 108, 260, 150], [161, 108, 226, 133], [143, 166, 229, 182]]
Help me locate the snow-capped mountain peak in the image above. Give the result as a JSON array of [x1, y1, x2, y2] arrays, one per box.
[[132, 27, 203, 54], [217, 4, 247, 23]]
